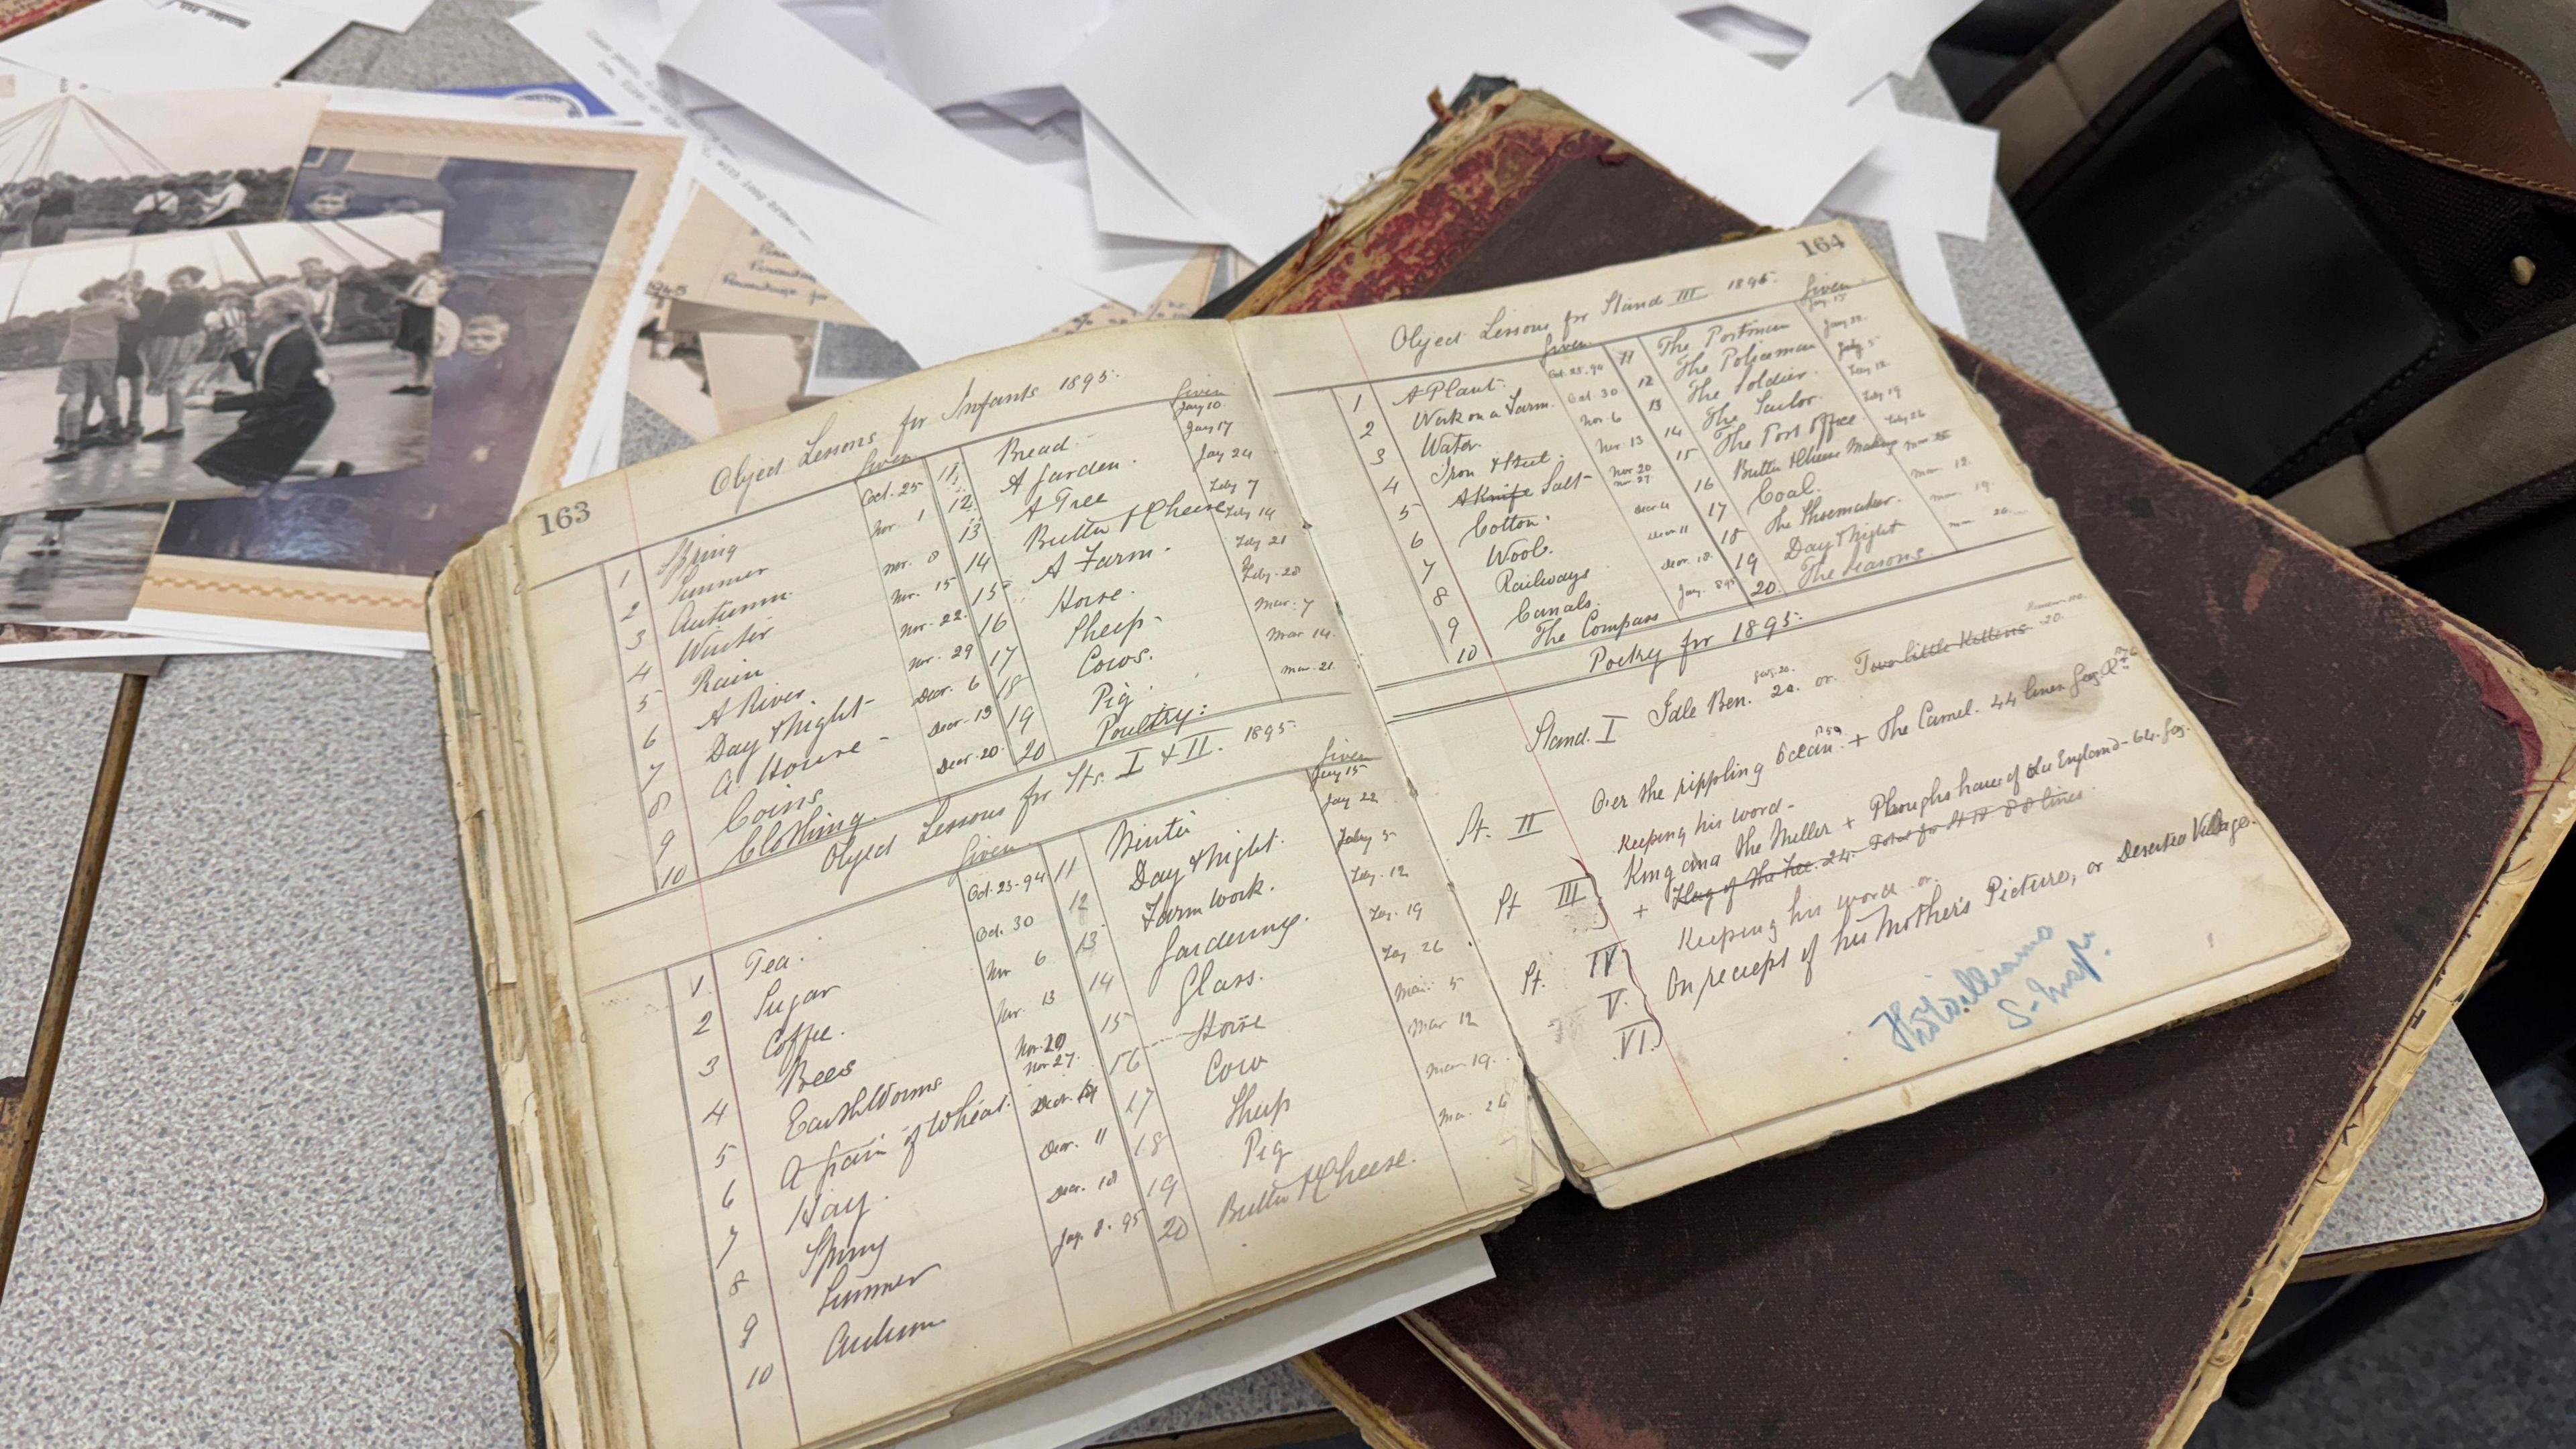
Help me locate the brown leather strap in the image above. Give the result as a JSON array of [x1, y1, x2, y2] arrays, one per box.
[[2243, 0, 2576, 201]]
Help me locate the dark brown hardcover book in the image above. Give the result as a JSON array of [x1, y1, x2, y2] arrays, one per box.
[[0, 0, 93, 43], [1299, 1325, 1529, 1449], [1234, 88, 2576, 1448]]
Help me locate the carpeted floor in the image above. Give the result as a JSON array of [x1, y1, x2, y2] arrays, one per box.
[[2189, 1067, 2576, 1448]]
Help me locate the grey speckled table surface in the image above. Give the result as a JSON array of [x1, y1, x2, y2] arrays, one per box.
[[0, 15, 2542, 1446]]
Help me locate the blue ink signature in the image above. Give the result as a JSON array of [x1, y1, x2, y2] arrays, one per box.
[[1870, 929, 2106, 1053]]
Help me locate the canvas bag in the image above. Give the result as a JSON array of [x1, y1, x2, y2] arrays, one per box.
[[1966, 0, 2576, 566]]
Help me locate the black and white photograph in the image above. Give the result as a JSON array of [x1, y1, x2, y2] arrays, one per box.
[[0, 211, 445, 518], [0, 87, 323, 253], [153, 133, 650, 581], [0, 499, 163, 621]]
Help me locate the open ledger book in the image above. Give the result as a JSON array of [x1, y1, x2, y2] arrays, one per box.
[[430, 223, 2348, 1449]]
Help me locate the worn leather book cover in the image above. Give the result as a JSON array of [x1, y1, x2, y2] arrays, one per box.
[[1229, 88, 2576, 1448], [1299, 1324, 1529, 1449], [0, 0, 93, 45]]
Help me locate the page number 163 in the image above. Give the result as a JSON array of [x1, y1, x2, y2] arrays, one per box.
[[535, 500, 593, 535]]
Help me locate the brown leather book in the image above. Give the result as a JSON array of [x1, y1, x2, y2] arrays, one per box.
[[1300, 1324, 1529, 1449], [0, 0, 92, 42], [1230, 87, 2576, 1449]]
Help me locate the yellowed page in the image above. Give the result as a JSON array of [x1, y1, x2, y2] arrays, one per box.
[[647, 184, 870, 326], [481, 319, 1545, 1447], [1234, 223, 2348, 1203]]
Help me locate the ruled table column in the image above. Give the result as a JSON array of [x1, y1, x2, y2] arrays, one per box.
[[664, 953, 802, 1446], [958, 849, 1179, 1345], [603, 559, 696, 894], [1328, 381, 1488, 673], [936, 452, 1055, 773], [1057, 840, 1218, 1309], [854, 462, 1020, 792]]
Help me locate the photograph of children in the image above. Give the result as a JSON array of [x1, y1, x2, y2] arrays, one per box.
[[0, 89, 323, 255], [134, 111, 680, 639], [0, 211, 446, 518], [0, 500, 165, 621]]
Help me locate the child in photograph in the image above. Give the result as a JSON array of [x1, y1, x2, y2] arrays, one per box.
[[294, 257, 340, 339], [193, 170, 249, 228], [129, 184, 182, 235], [303, 182, 356, 221], [138, 265, 211, 443], [441, 313, 516, 447], [195, 286, 256, 390], [0, 182, 32, 252], [412, 311, 531, 555], [112, 268, 162, 444], [390, 255, 457, 396], [30, 175, 73, 247], [186, 286, 356, 488], [46, 278, 137, 464]]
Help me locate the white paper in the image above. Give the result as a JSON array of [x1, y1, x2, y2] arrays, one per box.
[[661, 0, 1192, 310], [898, 1237, 1493, 1449], [0, 631, 272, 663], [1669, 0, 1835, 34], [1823, 101, 1997, 239], [766, 0, 890, 74], [1890, 215, 1964, 332], [1684, 5, 1810, 56], [1063, 0, 1879, 258], [517, 0, 1104, 368], [950, 101, 1089, 185], [1083, 109, 1225, 245], [117, 608, 417, 656], [283, 80, 647, 125], [0, 0, 347, 92], [1836, 74, 1967, 332], [877, 0, 1111, 111], [291, 0, 432, 36], [1786, 0, 1980, 103], [982, 85, 1077, 127]]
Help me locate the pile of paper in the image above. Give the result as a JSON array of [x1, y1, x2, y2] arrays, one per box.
[[0, 0, 431, 98], [517, 0, 1998, 372], [0, 0, 2003, 665]]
